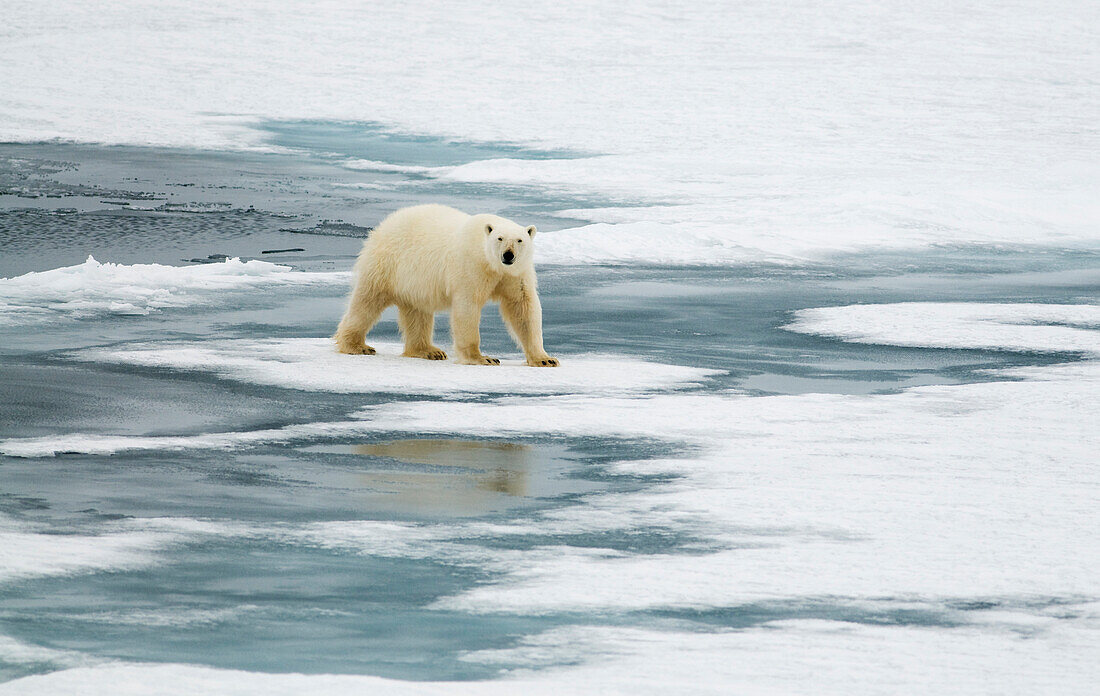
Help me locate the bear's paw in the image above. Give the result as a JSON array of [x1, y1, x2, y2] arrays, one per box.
[[459, 355, 500, 366], [338, 343, 376, 356], [405, 347, 449, 361]]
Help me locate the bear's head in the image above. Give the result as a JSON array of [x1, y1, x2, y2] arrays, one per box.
[[482, 217, 536, 274]]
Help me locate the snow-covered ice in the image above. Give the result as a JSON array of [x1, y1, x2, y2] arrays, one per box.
[[74, 338, 720, 396], [0, 339, 717, 456], [2, 1, 1097, 263], [4, 619, 1098, 696], [785, 302, 1100, 356], [0, 256, 345, 325], [0, 514, 249, 582], [0, 420, 371, 459]]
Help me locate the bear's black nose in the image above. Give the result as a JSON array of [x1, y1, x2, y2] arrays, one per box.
[[502, 250, 515, 265]]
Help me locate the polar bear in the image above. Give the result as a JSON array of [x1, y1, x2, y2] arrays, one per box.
[[334, 204, 559, 367]]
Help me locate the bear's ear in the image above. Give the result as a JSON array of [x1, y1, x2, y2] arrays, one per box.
[[486, 223, 493, 235], [526, 225, 537, 238]]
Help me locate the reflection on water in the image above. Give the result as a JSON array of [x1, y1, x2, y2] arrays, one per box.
[[297, 439, 586, 517], [355, 439, 531, 498]]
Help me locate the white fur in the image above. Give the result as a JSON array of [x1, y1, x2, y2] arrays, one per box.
[[335, 204, 558, 366]]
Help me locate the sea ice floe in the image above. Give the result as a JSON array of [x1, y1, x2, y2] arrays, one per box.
[[0, 256, 346, 326], [3, 619, 1097, 695], [340, 158, 1100, 266], [0, 634, 101, 675], [1, 338, 717, 457], [74, 338, 721, 396], [0, 420, 371, 458], [0, 520, 167, 583], [341, 159, 437, 175], [71, 607, 261, 629], [785, 302, 1100, 356], [0, 514, 251, 582]]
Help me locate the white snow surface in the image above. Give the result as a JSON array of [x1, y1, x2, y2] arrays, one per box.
[[4, 621, 1098, 696], [0, 256, 344, 325], [0, 514, 250, 583], [0, 636, 100, 676], [0, 338, 717, 457], [785, 302, 1100, 355], [73, 337, 719, 396], [2, 0, 1098, 263], [0, 421, 377, 459]]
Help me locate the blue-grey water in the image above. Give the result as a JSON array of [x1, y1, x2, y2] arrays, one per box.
[[1, 127, 1097, 685]]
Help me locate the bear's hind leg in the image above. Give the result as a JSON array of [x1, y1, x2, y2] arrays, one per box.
[[335, 285, 388, 355], [398, 306, 447, 360]]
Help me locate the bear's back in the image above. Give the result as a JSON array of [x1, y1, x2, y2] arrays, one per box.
[[370, 204, 469, 247], [363, 204, 468, 266], [358, 204, 472, 309]]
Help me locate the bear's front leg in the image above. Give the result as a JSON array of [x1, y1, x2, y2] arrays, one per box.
[[500, 285, 558, 367], [450, 297, 500, 365]]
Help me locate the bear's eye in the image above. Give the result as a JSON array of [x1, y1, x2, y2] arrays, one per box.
[[497, 237, 503, 241], [517, 239, 523, 243]]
